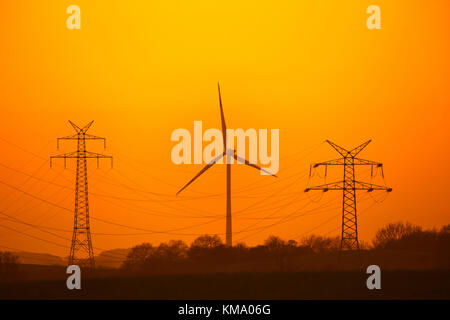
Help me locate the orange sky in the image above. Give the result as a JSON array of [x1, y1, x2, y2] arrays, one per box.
[[0, 0, 449, 256]]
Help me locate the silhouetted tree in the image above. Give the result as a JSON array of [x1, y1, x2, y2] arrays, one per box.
[[440, 224, 450, 234], [264, 235, 286, 251], [190, 234, 223, 250], [122, 240, 190, 272], [122, 243, 154, 271], [188, 235, 225, 265], [234, 242, 248, 251], [301, 235, 339, 253], [155, 240, 188, 262], [263, 236, 300, 270], [433, 224, 450, 268], [373, 222, 422, 249], [359, 240, 372, 250], [0, 251, 19, 278], [287, 239, 298, 248]]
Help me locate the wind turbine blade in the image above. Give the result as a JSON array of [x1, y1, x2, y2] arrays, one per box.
[[218, 83, 227, 149], [176, 152, 226, 195], [68, 120, 82, 133], [232, 151, 277, 177]]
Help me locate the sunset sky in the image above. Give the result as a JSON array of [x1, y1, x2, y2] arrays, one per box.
[[0, 0, 449, 257]]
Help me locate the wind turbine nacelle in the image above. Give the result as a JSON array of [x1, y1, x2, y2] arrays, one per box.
[[170, 121, 280, 176]]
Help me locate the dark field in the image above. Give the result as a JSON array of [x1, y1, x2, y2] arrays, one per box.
[[0, 265, 449, 299]]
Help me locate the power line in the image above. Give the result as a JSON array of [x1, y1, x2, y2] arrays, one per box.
[[0, 211, 129, 262], [0, 178, 227, 236]]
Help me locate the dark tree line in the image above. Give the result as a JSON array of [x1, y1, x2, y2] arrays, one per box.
[[372, 222, 450, 268], [121, 222, 450, 273], [2, 221, 448, 274]]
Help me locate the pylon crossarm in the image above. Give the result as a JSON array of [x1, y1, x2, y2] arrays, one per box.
[[57, 134, 79, 149], [57, 134, 106, 141], [51, 151, 111, 159], [57, 134, 106, 150], [83, 134, 107, 148], [354, 180, 392, 192], [304, 181, 345, 192], [81, 120, 94, 132], [312, 158, 345, 167], [312, 158, 383, 167], [57, 134, 79, 140], [50, 151, 79, 159], [68, 120, 82, 133], [352, 158, 382, 166], [50, 152, 112, 168], [83, 151, 112, 159], [325, 140, 349, 157], [83, 134, 106, 141], [68, 120, 94, 133], [348, 139, 371, 157]]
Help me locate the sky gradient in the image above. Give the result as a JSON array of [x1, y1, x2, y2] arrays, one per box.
[[0, 0, 449, 256]]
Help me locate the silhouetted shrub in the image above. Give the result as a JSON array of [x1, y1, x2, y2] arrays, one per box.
[[0, 251, 19, 278]]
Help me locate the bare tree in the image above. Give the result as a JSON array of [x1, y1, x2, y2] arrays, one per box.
[[301, 235, 339, 253], [373, 222, 422, 249], [0, 251, 19, 277], [121, 243, 154, 271], [264, 236, 286, 252], [190, 234, 223, 250], [156, 240, 188, 262]]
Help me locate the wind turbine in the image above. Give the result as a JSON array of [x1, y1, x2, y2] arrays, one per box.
[[176, 83, 277, 247]]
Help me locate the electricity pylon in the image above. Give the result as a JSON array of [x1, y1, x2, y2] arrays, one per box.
[[305, 140, 392, 256], [176, 83, 277, 247], [50, 121, 113, 268]]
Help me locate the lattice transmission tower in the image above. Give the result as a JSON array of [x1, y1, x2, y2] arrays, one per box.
[[305, 140, 392, 255], [51, 121, 112, 268]]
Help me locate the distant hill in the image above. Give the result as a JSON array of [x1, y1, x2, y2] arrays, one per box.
[[3, 248, 130, 268], [96, 248, 130, 269], [13, 251, 65, 266]]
